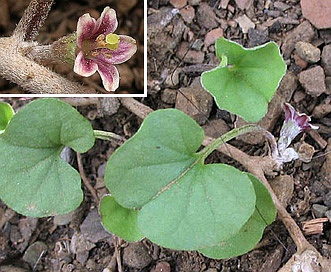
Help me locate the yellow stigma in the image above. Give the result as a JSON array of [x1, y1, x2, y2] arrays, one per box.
[[105, 33, 120, 50]]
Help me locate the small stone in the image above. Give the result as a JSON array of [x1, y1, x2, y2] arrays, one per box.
[[326, 210, 331, 221], [70, 232, 95, 265], [294, 54, 308, 69], [234, 0, 253, 10], [164, 68, 181, 88], [321, 44, 331, 76], [23, 241, 48, 268], [299, 66, 326, 97], [176, 42, 205, 64], [312, 204, 328, 218], [196, 3, 218, 29], [204, 28, 223, 48], [202, 119, 230, 138], [170, 0, 187, 8], [269, 175, 294, 207], [247, 28, 269, 47], [323, 191, 331, 208], [53, 210, 75, 226], [281, 21, 315, 59], [123, 243, 152, 269], [151, 262, 171, 272], [175, 77, 213, 125], [180, 5, 195, 24], [295, 42, 321, 63], [235, 15, 255, 34], [80, 209, 112, 244], [0, 266, 29, 272], [161, 89, 177, 104], [301, 0, 331, 29], [273, 1, 290, 11]]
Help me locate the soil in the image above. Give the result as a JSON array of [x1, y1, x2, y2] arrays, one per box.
[[1, 0, 331, 272]]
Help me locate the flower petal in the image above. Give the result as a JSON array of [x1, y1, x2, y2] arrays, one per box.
[[102, 35, 137, 64], [76, 13, 98, 48], [95, 7, 118, 37], [97, 63, 119, 92], [74, 51, 98, 77]]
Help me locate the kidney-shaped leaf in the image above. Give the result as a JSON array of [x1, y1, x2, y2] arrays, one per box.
[[0, 99, 95, 217], [105, 109, 256, 250], [198, 174, 276, 259], [100, 195, 144, 242], [201, 37, 286, 123]]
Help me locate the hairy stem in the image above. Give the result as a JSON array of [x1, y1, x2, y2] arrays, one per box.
[[13, 0, 54, 41], [0, 37, 95, 94]]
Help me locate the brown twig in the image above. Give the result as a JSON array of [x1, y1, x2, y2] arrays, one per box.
[[76, 153, 99, 205]]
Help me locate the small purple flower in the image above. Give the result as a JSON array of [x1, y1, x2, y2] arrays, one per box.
[[278, 103, 318, 154], [74, 7, 137, 92]]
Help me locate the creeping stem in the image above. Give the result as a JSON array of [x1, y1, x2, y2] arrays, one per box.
[[94, 130, 125, 142]]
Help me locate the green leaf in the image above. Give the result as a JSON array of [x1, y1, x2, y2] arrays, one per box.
[[99, 195, 144, 242], [201, 37, 286, 123], [0, 102, 14, 132], [198, 174, 276, 259], [105, 109, 256, 250], [0, 98, 95, 217]]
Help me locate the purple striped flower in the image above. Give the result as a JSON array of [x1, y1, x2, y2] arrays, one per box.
[[74, 7, 137, 92]]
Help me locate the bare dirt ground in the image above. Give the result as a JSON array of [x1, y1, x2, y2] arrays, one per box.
[[1, 0, 331, 271]]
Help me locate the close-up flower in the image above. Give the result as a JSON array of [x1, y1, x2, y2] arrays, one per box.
[[275, 103, 318, 163], [73, 7, 137, 92]]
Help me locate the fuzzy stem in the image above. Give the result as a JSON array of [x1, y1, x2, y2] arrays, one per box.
[[94, 130, 125, 142], [0, 37, 95, 94], [13, 0, 54, 41]]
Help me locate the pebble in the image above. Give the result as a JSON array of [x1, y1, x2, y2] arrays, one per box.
[[202, 119, 230, 138], [204, 28, 223, 49], [53, 210, 75, 226], [151, 262, 171, 272], [247, 28, 269, 47], [273, 1, 290, 11], [80, 208, 112, 244], [175, 77, 213, 125], [295, 41, 321, 63], [234, 0, 254, 10], [269, 175, 294, 207], [235, 15, 255, 33], [0, 266, 29, 272], [164, 68, 181, 88], [161, 89, 177, 104], [281, 21, 315, 59], [321, 44, 331, 76], [196, 3, 218, 29], [301, 0, 331, 29], [123, 242, 152, 269], [170, 0, 187, 8], [176, 42, 205, 64], [298, 66, 326, 97], [323, 191, 331, 208], [23, 241, 48, 268], [312, 204, 328, 218], [179, 5, 195, 24]]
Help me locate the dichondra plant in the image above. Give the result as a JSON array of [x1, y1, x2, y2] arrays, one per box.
[[0, 37, 321, 264]]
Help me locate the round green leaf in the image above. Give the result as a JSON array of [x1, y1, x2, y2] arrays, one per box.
[[100, 195, 144, 242], [201, 37, 286, 123], [0, 102, 14, 131], [105, 108, 205, 209], [138, 164, 256, 250], [0, 99, 95, 217], [198, 174, 276, 259], [105, 109, 256, 250]]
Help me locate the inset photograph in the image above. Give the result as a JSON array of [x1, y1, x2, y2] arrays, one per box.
[[0, 0, 145, 96]]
